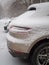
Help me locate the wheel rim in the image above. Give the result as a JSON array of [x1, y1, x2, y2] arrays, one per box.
[[37, 46, 49, 65]]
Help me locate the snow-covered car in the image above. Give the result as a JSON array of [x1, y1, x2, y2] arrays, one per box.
[[7, 2, 49, 65]]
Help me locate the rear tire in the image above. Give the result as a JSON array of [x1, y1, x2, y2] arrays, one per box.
[[30, 41, 49, 65]]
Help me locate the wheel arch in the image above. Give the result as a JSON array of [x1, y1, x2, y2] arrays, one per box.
[[28, 35, 49, 58]]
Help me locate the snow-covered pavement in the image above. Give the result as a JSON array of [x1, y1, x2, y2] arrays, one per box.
[[0, 19, 29, 65]]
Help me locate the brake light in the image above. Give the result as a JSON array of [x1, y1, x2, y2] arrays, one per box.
[[9, 26, 32, 38]]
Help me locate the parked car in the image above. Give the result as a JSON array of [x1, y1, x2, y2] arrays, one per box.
[[7, 2, 49, 65]]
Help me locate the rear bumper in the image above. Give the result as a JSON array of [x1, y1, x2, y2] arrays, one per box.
[[7, 34, 31, 53], [8, 47, 29, 59], [7, 34, 30, 58]]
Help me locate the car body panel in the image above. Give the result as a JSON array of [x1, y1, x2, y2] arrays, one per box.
[[7, 2, 49, 57], [7, 28, 49, 53]]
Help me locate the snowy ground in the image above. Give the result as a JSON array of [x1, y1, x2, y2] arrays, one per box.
[[0, 19, 30, 65]]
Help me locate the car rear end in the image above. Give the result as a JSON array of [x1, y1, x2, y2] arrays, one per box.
[[7, 25, 32, 58]]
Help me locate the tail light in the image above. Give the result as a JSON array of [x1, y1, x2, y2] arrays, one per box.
[[9, 26, 32, 39]]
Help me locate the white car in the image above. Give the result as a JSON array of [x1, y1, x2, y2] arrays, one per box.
[[7, 2, 49, 65]]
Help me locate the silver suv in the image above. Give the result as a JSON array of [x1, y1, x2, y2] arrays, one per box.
[[7, 2, 49, 65]]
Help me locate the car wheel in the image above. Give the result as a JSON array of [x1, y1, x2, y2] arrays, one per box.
[[30, 41, 49, 65]]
